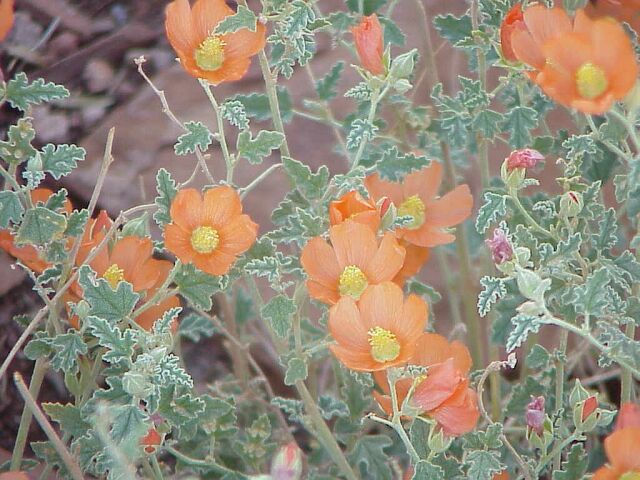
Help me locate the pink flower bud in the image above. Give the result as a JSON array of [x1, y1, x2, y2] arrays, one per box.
[[271, 442, 303, 480], [486, 228, 513, 264], [526, 396, 545, 434], [506, 149, 544, 172], [582, 396, 598, 422], [351, 14, 384, 75]]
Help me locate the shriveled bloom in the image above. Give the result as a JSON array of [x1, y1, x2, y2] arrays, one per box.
[[0, 188, 72, 273], [68, 235, 180, 331], [301, 220, 405, 305], [164, 186, 258, 276], [373, 333, 479, 436], [365, 163, 473, 248], [526, 396, 546, 434], [586, 0, 640, 34], [165, 0, 266, 85], [500, 3, 525, 62], [329, 190, 380, 232], [593, 427, 640, 479], [616, 403, 640, 430], [328, 282, 427, 372], [509, 6, 638, 114], [351, 14, 384, 76], [486, 228, 513, 264], [506, 148, 543, 172], [0, 0, 14, 42]]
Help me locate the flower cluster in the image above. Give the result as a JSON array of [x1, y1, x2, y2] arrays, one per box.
[[302, 164, 478, 435], [501, 3, 638, 114]]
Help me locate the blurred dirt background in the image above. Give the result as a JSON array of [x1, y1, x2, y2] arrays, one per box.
[[0, 0, 607, 470]]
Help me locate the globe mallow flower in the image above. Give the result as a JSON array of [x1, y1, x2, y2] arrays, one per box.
[[351, 14, 384, 76]]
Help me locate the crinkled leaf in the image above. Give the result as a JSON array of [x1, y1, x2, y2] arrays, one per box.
[[178, 312, 216, 342], [475, 192, 507, 234], [0, 118, 37, 165], [174, 263, 220, 310], [282, 156, 329, 200], [316, 62, 344, 101], [175, 121, 213, 156], [478, 276, 507, 318], [348, 435, 393, 480], [552, 443, 588, 480], [347, 119, 378, 150], [284, 357, 308, 386], [504, 106, 538, 148], [215, 5, 257, 34], [377, 147, 430, 181], [50, 331, 88, 374], [16, 206, 67, 246], [506, 314, 541, 352], [230, 88, 293, 123], [221, 99, 249, 130], [261, 294, 296, 338], [466, 450, 503, 480], [236, 130, 284, 164], [86, 315, 137, 365], [4, 73, 69, 111], [153, 168, 177, 226], [40, 144, 85, 179], [43, 403, 91, 438], [0, 190, 24, 227], [78, 265, 140, 322]]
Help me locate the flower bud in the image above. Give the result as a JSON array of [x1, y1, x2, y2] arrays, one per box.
[[271, 442, 303, 480], [569, 379, 589, 405], [140, 427, 162, 454], [525, 396, 545, 434], [574, 395, 599, 432], [486, 228, 513, 264], [379, 197, 396, 231], [559, 191, 583, 218], [428, 425, 453, 454], [506, 149, 544, 171], [351, 14, 384, 76]]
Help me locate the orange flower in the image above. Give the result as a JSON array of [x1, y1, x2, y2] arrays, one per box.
[[164, 186, 257, 276], [586, 0, 640, 34], [351, 14, 384, 76], [593, 428, 640, 479], [500, 3, 525, 62], [493, 473, 510, 480], [301, 220, 405, 305], [165, 0, 266, 85], [616, 403, 640, 430], [0, 188, 72, 273], [68, 235, 180, 331], [393, 240, 430, 285], [373, 333, 479, 436], [365, 163, 473, 248], [329, 190, 380, 232], [0, 0, 14, 42], [510, 6, 638, 114], [328, 282, 427, 372]]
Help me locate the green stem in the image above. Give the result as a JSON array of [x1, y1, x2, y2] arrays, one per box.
[[352, 86, 389, 168], [388, 374, 420, 464], [240, 163, 282, 199], [151, 455, 165, 480], [621, 321, 636, 404], [11, 358, 48, 471], [200, 80, 233, 183], [553, 329, 569, 472], [538, 431, 583, 475], [166, 447, 241, 476], [509, 192, 555, 239], [258, 51, 291, 158]]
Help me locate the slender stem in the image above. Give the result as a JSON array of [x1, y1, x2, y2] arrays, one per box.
[[553, 329, 569, 471], [151, 456, 165, 480], [352, 87, 389, 168], [388, 374, 420, 464], [258, 51, 291, 157], [166, 446, 243, 476], [509, 192, 555, 239], [200, 80, 234, 183], [13, 372, 84, 480], [10, 358, 48, 471], [296, 380, 359, 480], [240, 163, 282, 199], [538, 431, 583, 475]]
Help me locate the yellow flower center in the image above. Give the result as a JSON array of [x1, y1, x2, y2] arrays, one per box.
[[368, 326, 401, 363], [338, 265, 368, 299], [190, 226, 220, 254], [576, 63, 608, 100], [103, 263, 125, 289], [194, 35, 226, 71], [397, 195, 426, 229], [620, 472, 640, 480]]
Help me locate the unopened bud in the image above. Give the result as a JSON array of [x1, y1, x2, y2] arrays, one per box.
[[271, 442, 303, 480], [506, 149, 544, 171], [525, 396, 545, 434], [574, 395, 599, 431], [486, 228, 513, 264], [428, 425, 452, 454], [140, 427, 162, 454], [559, 191, 583, 218]]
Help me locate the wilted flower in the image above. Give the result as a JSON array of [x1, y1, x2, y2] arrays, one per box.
[[351, 14, 384, 76], [526, 396, 546, 434], [486, 229, 513, 265], [164, 0, 266, 85], [506, 148, 544, 172], [271, 442, 303, 480]]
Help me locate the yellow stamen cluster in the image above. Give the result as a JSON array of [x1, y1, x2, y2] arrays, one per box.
[[397, 195, 426, 230], [368, 326, 401, 363], [194, 35, 226, 71], [620, 473, 640, 480], [190, 226, 220, 254], [103, 264, 125, 289], [576, 62, 608, 100], [338, 265, 368, 299]]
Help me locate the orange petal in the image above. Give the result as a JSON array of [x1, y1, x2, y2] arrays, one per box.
[[170, 188, 203, 230], [424, 184, 473, 228], [194, 249, 236, 276], [218, 214, 258, 257], [192, 0, 234, 42], [328, 296, 370, 352], [450, 340, 472, 375], [164, 223, 195, 264], [202, 186, 243, 228], [523, 5, 572, 47], [393, 242, 430, 285], [395, 294, 428, 342], [413, 359, 462, 411], [403, 162, 443, 203], [364, 173, 404, 206], [351, 14, 384, 75], [510, 28, 546, 71], [301, 236, 341, 289], [306, 280, 340, 305], [165, 0, 198, 56], [0, 0, 14, 42], [402, 225, 457, 248], [412, 333, 453, 367], [224, 22, 266, 59], [431, 384, 480, 436], [604, 427, 640, 472], [136, 294, 181, 331], [358, 282, 405, 332], [616, 403, 640, 431], [198, 55, 252, 85], [329, 220, 377, 269], [363, 232, 405, 283]]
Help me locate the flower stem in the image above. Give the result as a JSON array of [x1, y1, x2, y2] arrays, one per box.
[[258, 51, 291, 158], [201, 80, 233, 183], [388, 374, 420, 464], [509, 191, 555, 239], [553, 329, 569, 472], [10, 358, 48, 471]]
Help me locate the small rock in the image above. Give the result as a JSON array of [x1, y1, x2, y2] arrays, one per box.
[[83, 58, 115, 93]]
